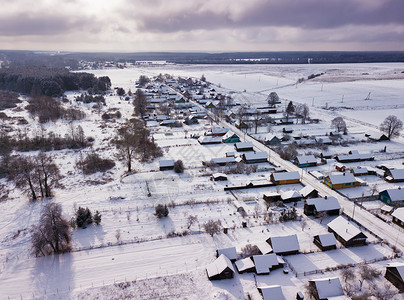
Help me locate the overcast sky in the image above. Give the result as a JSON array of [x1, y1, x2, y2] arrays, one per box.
[[1, 0, 403, 52]]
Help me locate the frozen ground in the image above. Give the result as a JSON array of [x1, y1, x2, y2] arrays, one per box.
[[1, 62, 404, 299]]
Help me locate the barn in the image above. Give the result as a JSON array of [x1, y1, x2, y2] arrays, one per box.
[[385, 169, 404, 183], [257, 285, 286, 300], [234, 142, 254, 152], [159, 159, 175, 171], [242, 152, 268, 164]]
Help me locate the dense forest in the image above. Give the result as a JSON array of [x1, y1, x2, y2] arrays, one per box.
[[0, 66, 111, 97]]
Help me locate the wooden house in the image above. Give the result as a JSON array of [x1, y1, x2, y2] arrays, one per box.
[[280, 190, 302, 203], [365, 131, 389, 142], [316, 136, 333, 145], [266, 234, 300, 256], [385, 169, 404, 183], [159, 159, 175, 171], [350, 167, 368, 176], [327, 216, 367, 247], [216, 247, 237, 262], [294, 155, 317, 168], [263, 192, 282, 203], [313, 233, 337, 251], [210, 157, 236, 166], [392, 207, 404, 228], [323, 173, 359, 189], [206, 254, 235, 280], [222, 131, 240, 143], [235, 257, 255, 273], [252, 254, 284, 275], [385, 263, 404, 292], [304, 197, 341, 216], [198, 136, 222, 145], [234, 142, 254, 152], [256, 241, 273, 255], [270, 171, 300, 185], [258, 285, 286, 300], [380, 205, 394, 215], [282, 127, 293, 133], [265, 134, 281, 146], [308, 277, 344, 300], [211, 127, 229, 136], [335, 152, 374, 163], [320, 151, 333, 159], [379, 188, 404, 206], [299, 185, 319, 199], [242, 152, 268, 164], [184, 116, 199, 125]]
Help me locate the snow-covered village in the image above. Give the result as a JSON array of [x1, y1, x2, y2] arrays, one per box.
[[1, 59, 404, 300]]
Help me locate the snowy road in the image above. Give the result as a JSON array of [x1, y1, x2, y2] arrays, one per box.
[[0, 237, 214, 299]]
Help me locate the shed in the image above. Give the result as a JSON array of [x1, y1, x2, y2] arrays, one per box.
[[385, 263, 404, 292], [258, 285, 286, 300], [309, 171, 325, 180], [159, 119, 176, 126], [304, 197, 341, 216], [216, 247, 237, 262], [380, 205, 394, 215], [198, 136, 222, 145], [308, 277, 344, 300], [316, 136, 333, 145], [392, 207, 404, 228], [252, 254, 284, 275], [212, 173, 228, 181], [263, 192, 282, 203], [365, 131, 389, 142], [210, 157, 236, 166], [327, 216, 367, 247], [281, 190, 302, 203], [206, 254, 235, 280], [313, 233, 337, 251], [159, 159, 175, 171], [184, 116, 199, 125], [335, 163, 346, 172], [323, 173, 359, 189], [234, 142, 254, 152], [235, 257, 255, 273], [294, 155, 317, 168], [379, 188, 404, 206], [267, 234, 300, 255], [300, 185, 319, 199], [270, 171, 300, 185], [350, 167, 368, 176], [242, 152, 268, 164]]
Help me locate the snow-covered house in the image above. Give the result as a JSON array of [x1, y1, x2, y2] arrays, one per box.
[[159, 159, 175, 171], [385, 263, 404, 292], [211, 173, 228, 181], [257, 241, 273, 255], [313, 233, 337, 251], [335, 152, 374, 163], [242, 152, 268, 164], [265, 133, 281, 146], [392, 207, 404, 228], [323, 173, 359, 189], [257, 285, 286, 300], [222, 131, 240, 143], [216, 247, 237, 262], [266, 234, 300, 256], [294, 155, 317, 168], [327, 216, 367, 247], [210, 127, 229, 136], [252, 254, 284, 275], [270, 171, 301, 185], [365, 131, 389, 142], [300, 185, 319, 199], [280, 190, 302, 203], [234, 142, 254, 152], [183, 115, 199, 125], [308, 277, 345, 300], [263, 192, 282, 203], [235, 257, 255, 273], [198, 136, 222, 145], [379, 188, 404, 206], [304, 197, 341, 216], [385, 169, 404, 183], [206, 254, 235, 280], [350, 167, 369, 176], [210, 156, 236, 166]]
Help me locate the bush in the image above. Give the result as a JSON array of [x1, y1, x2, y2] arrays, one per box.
[[174, 160, 184, 173], [240, 244, 260, 258], [76, 152, 115, 174], [155, 204, 169, 218], [203, 220, 222, 237], [93, 210, 102, 225], [76, 206, 93, 228]]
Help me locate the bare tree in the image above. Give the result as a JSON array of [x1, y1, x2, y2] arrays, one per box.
[[341, 268, 355, 283], [267, 92, 279, 107], [35, 152, 62, 198], [296, 104, 310, 124], [252, 110, 261, 134], [380, 115, 403, 139], [203, 220, 222, 237], [358, 265, 381, 290], [9, 155, 38, 200], [186, 215, 198, 229], [371, 283, 398, 300], [331, 117, 347, 132], [133, 89, 147, 118], [31, 202, 71, 256], [240, 244, 260, 258]]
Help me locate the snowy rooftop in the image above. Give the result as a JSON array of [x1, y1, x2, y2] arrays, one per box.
[[206, 254, 234, 278], [243, 152, 268, 161], [280, 190, 301, 200], [211, 127, 229, 135], [257, 241, 273, 255], [310, 277, 344, 299], [258, 285, 285, 300], [235, 142, 254, 150], [317, 233, 337, 247], [299, 185, 317, 197], [390, 169, 404, 180], [306, 197, 341, 212], [296, 155, 317, 164], [272, 171, 300, 181], [387, 263, 404, 280], [327, 173, 357, 185], [252, 254, 280, 274], [327, 216, 367, 242], [235, 258, 255, 272], [382, 188, 404, 202], [269, 234, 300, 253], [159, 159, 175, 168], [211, 157, 236, 164], [392, 207, 404, 222], [217, 247, 237, 261]]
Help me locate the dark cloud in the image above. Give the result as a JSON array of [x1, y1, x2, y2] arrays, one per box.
[[135, 0, 404, 33], [0, 12, 98, 36]]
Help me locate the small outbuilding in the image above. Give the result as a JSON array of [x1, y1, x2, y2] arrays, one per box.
[[294, 155, 317, 168], [266, 234, 300, 256], [159, 159, 175, 171], [234, 142, 254, 152], [210, 157, 236, 166], [252, 254, 284, 275], [385, 169, 404, 183], [242, 152, 268, 164], [198, 136, 222, 144], [258, 285, 286, 300], [280, 190, 302, 203], [235, 257, 255, 273], [206, 254, 235, 280], [212, 173, 228, 181], [392, 207, 404, 228], [257, 241, 273, 255], [300, 185, 319, 199], [313, 233, 337, 251], [327, 216, 367, 247], [265, 134, 282, 146], [263, 192, 282, 203], [350, 167, 368, 176], [385, 263, 404, 292], [216, 247, 237, 262]]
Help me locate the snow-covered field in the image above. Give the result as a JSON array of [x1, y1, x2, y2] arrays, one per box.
[[1, 62, 404, 299]]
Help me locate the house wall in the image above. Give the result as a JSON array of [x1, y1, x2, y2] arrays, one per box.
[[385, 268, 404, 292], [393, 216, 404, 228]]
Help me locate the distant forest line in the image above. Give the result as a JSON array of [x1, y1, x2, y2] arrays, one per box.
[[1, 50, 404, 70]]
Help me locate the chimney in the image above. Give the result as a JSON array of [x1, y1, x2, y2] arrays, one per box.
[[324, 196, 328, 200]]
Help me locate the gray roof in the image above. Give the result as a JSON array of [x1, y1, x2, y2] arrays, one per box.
[[252, 254, 281, 274], [211, 157, 236, 164], [306, 197, 341, 212], [159, 159, 175, 168], [235, 258, 255, 272], [269, 234, 300, 253], [300, 185, 317, 197], [217, 247, 237, 261], [327, 216, 367, 242], [258, 285, 285, 300], [390, 169, 404, 180], [387, 263, 404, 281], [327, 173, 357, 185], [392, 207, 404, 222], [316, 233, 337, 247], [382, 188, 404, 202], [310, 277, 344, 299], [243, 152, 268, 161], [235, 142, 254, 150], [206, 254, 234, 278], [272, 171, 300, 182], [296, 155, 317, 164]]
